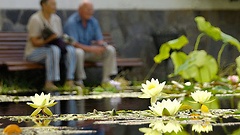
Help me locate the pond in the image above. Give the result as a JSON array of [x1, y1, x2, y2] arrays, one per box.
[[0, 92, 240, 135]]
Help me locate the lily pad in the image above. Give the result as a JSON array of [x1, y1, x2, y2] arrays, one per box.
[[154, 35, 189, 64]]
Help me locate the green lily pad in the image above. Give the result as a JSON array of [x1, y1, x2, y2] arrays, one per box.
[[195, 16, 222, 41], [174, 50, 218, 83], [154, 35, 189, 64]]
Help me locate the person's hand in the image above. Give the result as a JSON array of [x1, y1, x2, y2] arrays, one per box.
[[89, 45, 106, 55], [45, 34, 58, 44]]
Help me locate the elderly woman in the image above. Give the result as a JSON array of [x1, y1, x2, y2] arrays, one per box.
[[25, 0, 76, 90]]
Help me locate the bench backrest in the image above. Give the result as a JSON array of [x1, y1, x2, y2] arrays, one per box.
[[0, 32, 113, 62]]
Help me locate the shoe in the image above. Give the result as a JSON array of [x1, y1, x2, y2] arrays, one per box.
[[44, 83, 59, 91], [75, 80, 85, 88], [102, 80, 122, 90]]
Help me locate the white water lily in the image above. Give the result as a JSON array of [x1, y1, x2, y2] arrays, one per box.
[[191, 90, 212, 104], [149, 99, 182, 116], [139, 78, 166, 105], [192, 122, 213, 133], [27, 92, 57, 116], [139, 127, 162, 135], [151, 120, 182, 134]]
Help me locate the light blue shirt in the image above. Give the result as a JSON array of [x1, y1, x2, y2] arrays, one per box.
[[64, 12, 103, 46]]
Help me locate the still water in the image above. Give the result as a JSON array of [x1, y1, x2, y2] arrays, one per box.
[[0, 94, 240, 135]]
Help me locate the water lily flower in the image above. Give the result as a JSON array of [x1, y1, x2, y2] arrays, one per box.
[[139, 78, 166, 105], [32, 119, 52, 127], [149, 99, 182, 116], [191, 90, 212, 104], [151, 120, 182, 134], [27, 92, 57, 116], [192, 121, 213, 133], [139, 127, 162, 135], [227, 75, 239, 83]]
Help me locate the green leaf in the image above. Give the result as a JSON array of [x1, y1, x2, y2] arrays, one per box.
[[168, 35, 189, 49], [235, 56, 240, 76], [171, 52, 188, 73], [93, 86, 105, 92], [221, 32, 240, 52], [154, 45, 171, 64], [195, 16, 222, 41], [232, 128, 240, 135], [154, 35, 189, 64], [174, 50, 218, 83]]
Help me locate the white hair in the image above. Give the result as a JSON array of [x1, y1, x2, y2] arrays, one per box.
[[79, 0, 92, 7]]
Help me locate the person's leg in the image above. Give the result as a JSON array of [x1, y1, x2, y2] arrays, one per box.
[[64, 45, 76, 87], [84, 46, 118, 82], [26, 45, 61, 89], [64, 45, 76, 82], [101, 45, 118, 82], [75, 48, 86, 85]]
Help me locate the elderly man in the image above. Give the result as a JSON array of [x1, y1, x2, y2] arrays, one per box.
[[25, 0, 76, 90], [64, 0, 118, 86]]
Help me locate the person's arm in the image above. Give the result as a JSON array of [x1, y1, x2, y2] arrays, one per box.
[[30, 34, 57, 47], [73, 42, 105, 55], [93, 19, 105, 46], [27, 16, 57, 47]]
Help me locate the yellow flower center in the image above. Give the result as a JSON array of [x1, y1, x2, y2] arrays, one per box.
[[148, 84, 156, 90]]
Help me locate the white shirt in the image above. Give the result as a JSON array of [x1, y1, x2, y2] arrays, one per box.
[[24, 11, 63, 57]]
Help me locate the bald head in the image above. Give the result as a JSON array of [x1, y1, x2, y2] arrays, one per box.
[[78, 0, 94, 21]]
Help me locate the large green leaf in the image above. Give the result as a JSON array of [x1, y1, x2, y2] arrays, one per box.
[[171, 52, 187, 73], [174, 50, 218, 83], [236, 56, 240, 76], [154, 35, 189, 64], [221, 32, 240, 52], [195, 16, 240, 52], [195, 16, 222, 41]]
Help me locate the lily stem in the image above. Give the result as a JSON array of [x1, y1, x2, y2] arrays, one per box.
[[194, 33, 205, 51], [217, 43, 228, 68], [144, 63, 158, 81], [220, 118, 230, 134]]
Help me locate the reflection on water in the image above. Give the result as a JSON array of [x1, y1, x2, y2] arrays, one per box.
[[0, 96, 240, 135]]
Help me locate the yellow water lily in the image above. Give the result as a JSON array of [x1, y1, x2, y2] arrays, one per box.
[[139, 127, 162, 135], [191, 90, 212, 104], [149, 99, 182, 116], [192, 121, 213, 133], [139, 78, 166, 105], [27, 92, 57, 116], [151, 120, 182, 134]]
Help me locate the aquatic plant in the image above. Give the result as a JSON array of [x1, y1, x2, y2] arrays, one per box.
[[27, 92, 57, 116]]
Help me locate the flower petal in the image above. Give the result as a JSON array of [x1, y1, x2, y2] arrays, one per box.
[[31, 108, 42, 116], [43, 107, 53, 116]]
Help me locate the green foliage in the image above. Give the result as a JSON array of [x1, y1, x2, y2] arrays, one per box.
[[172, 50, 218, 83], [236, 56, 240, 76], [195, 16, 222, 41], [195, 16, 240, 51], [154, 35, 189, 64]]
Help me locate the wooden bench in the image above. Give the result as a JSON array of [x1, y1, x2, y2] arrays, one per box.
[[0, 32, 143, 71]]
